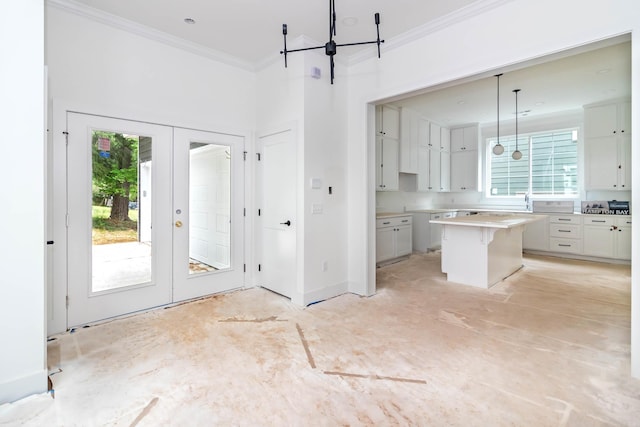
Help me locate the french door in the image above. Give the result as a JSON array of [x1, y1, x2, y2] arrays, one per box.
[[66, 113, 244, 327]]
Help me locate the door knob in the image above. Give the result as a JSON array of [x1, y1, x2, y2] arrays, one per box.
[[280, 220, 291, 226], [175, 220, 183, 228]]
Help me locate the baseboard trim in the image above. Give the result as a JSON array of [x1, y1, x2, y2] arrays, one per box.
[[0, 369, 48, 404], [301, 282, 349, 306]]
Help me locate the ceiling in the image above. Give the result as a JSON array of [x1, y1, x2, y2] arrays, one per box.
[[63, 0, 479, 65], [392, 39, 631, 128], [58, 0, 631, 127]]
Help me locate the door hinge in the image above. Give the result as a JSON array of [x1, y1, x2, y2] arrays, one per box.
[[256, 153, 261, 161], [65, 213, 70, 227], [244, 264, 246, 273], [243, 151, 247, 161], [66, 295, 69, 308], [258, 264, 261, 272], [258, 208, 261, 216], [63, 131, 69, 145], [244, 208, 246, 217]]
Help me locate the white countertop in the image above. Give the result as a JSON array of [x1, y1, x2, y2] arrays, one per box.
[[406, 209, 458, 214], [430, 213, 547, 229], [376, 212, 412, 219]]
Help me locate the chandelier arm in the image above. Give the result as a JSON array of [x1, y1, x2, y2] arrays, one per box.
[[336, 39, 384, 48], [282, 45, 326, 54]]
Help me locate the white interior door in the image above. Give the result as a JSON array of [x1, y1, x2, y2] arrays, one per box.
[[256, 130, 297, 298], [67, 113, 173, 327], [172, 128, 245, 302]]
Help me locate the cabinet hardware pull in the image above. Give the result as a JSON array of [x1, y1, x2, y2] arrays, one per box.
[[558, 244, 571, 247], [382, 221, 390, 225], [401, 220, 408, 223], [558, 218, 570, 221], [558, 230, 571, 232], [592, 220, 606, 223]]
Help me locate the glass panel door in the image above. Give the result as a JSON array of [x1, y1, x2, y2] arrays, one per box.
[[67, 113, 173, 327], [172, 128, 244, 302]]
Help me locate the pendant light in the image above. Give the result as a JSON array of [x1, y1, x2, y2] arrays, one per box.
[[492, 73, 504, 155], [512, 89, 522, 160]]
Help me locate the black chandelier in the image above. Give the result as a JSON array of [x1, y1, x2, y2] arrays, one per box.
[[280, 0, 384, 84]]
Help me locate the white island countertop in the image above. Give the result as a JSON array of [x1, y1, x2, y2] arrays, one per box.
[[430, 213, 547, 229], [431, 213, 547, 289]]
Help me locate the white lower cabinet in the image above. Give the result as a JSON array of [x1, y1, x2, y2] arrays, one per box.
[[525, 213, 631, 261], [411, 211, 456, 252], [583, 216, 631, 260], [523, 215, 549, 251], [548, 215, 583, 254], [376, 216, 413, 264]]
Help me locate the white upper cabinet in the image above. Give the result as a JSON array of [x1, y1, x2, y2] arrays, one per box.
[[399, 108, 419, 174], [584, 100, 631, 190], [451, 125, 479, 152], [429, 122, 440, 149], [376, 105, 400, 139]]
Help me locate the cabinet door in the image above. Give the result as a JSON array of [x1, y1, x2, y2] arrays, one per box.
[[585, 136, 618, 189], [418, 117, 430, 148], [381, 105, 400, 139], [381, 137, 399, 191], [429, 123, 440, 149], [463, 126, 478, 150], [417, 146, 431, 191], [399, 108, 418, 173], [616, 226, 632, 260], [620, 101, 631, 134], [451, 150, 477, 191], [585, 103, 618, 137], [583, 225, 615, 258], [619, 136, 631, 189], [450, 128, 465, 151], [395, 225, 413, 257], [440, 127, 451, 151], [523, 216, 549, 251], [429, 148, 441, 192], [440, 150, 451, 191], [376, 227, 396, 262]]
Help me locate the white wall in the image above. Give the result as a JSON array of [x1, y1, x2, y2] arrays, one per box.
[[345, 0, 640, 373], [256, 43, 351, 305], [45, 5, 257, 334], [0, 0, 47, 403], [302, 51, 349, 303]]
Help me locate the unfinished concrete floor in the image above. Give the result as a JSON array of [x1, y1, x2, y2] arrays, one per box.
[[1, 253, 638, 425]]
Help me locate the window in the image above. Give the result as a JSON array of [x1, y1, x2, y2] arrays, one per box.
[[488, 129, 578, 197]]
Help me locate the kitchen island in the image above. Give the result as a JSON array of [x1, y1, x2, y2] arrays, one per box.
[[430, 213, 546, 288]]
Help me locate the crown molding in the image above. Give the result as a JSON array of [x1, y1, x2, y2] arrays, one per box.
[[46, 0, 255, 72], [347, 0, 516, 66]]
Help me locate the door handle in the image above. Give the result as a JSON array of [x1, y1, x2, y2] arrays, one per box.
[[175, 220, 183, 228], [280, 220, 291, 226]]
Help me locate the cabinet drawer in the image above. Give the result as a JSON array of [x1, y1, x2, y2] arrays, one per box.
[[549, 215, 582, 225], [549, 223, 582, 238], [376, 216, 412, 228], [549, 238, 582, 254], [616, 217, 632, 227], [583, 216, 614, 226]]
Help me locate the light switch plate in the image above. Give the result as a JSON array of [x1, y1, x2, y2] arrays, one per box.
[[311, 178, 322, 189], [312, 204, 323, 214]]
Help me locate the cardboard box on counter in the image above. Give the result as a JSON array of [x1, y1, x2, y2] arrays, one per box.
[[581, 200, 629, 215]]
